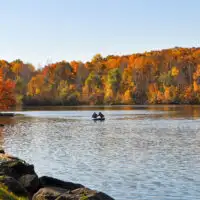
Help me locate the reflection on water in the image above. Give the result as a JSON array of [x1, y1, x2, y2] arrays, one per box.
[[11, 104, 200, 119], [1, 105, 200, 200]]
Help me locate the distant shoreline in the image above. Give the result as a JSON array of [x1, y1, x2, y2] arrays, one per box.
[[2, 47, 200, 109]]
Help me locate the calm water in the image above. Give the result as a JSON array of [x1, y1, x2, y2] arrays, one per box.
[[0, 105, 200, 200]]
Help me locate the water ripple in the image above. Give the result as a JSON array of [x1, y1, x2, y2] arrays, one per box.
[[1, 107, 200, 200]]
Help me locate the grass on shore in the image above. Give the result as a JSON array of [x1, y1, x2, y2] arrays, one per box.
[[0, 184, 28, 200]]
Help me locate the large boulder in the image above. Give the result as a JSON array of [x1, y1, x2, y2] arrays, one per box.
[[19, 174, 39, 195], [0, 159, 35, 179], [39, 176, 84, 190], [0, 175, 29, 197], [32, 187, 68, 200], [0, 153, 39, 197], [56, 188, 114, 200], [33, 187, 114, 200]]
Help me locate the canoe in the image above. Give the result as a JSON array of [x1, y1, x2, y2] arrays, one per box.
[[92, 118, 105, 121]]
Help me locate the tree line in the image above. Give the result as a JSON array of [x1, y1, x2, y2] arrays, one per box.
[[1, 47, 200, 109]]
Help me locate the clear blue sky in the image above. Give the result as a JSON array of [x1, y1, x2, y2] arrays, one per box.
[[0, 0, 199, 67]]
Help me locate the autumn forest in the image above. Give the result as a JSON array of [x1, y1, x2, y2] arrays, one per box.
[[1, 47, 200, 109]]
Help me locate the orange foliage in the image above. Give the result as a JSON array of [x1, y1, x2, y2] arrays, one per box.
[[2, 47, 200, 105], [193, 81, 199, 92]]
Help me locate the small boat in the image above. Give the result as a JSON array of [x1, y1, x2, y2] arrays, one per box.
[[92, 117, 105, 121]]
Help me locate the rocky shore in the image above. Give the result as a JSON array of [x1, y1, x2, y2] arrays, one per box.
[[0, 148, 114, 200]]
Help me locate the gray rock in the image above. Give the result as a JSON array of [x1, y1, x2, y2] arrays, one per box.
[[0, 159, 36, 179], [32, 187, 68, 200], [33, 187, 114, 200], [55, 188, 115, 200], [19, 174, 39, 195], [39, 176, 84, 190]]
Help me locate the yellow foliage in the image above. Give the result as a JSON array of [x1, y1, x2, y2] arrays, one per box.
[[27, 75, 45, 96], [12, 63, 23, 75], [123, 90, 132, 103], [104, 87, 114, 102], [171, 66, 179, 76], [35, 88, 40, 95]]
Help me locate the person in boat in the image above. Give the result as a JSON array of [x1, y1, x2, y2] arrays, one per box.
[[92, 112, 98, 118], [98, 112, 104, 119]]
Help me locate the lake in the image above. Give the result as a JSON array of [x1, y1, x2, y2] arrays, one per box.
[[0, 105, 200, 200]]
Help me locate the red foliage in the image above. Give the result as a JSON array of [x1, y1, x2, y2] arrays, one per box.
[[0, 69, 16, 110]]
